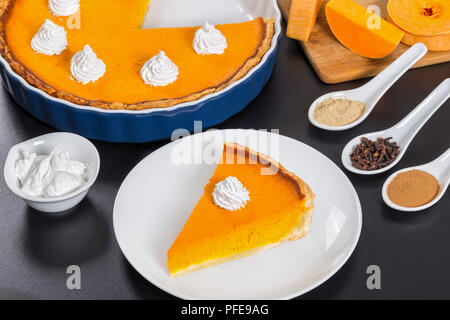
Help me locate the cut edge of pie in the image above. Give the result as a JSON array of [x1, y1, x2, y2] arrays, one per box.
[[168, 142, 315, 278], [0, 0, 276, 110]]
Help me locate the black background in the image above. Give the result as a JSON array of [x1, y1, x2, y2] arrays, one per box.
[[0, 22, 449, 300]]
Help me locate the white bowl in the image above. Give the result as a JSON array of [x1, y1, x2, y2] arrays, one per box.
[[4, 132, 100, 213]]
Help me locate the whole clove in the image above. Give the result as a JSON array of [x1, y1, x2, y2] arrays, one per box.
[[350, 137, 400, 171]]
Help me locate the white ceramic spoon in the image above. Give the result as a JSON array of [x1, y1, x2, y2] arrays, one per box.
[[382, 148, 450, 212], [308, 43, 428, 131], [341, 78, 450, 175]]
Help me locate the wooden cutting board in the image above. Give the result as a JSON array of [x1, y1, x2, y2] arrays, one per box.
[[278, 0, 450, 83]]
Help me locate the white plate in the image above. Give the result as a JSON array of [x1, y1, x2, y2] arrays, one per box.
[[113, 130, 362, 299]]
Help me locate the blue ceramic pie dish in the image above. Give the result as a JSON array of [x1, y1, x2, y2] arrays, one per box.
[[0, 0, 281, 143]]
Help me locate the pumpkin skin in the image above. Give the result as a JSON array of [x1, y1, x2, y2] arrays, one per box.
[[325, 0, 404, 59], [387, 0, 450, 51]]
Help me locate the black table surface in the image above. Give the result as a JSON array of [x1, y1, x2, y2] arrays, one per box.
[[1, 26, 449, 300]]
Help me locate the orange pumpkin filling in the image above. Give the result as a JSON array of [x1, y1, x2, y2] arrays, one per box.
[[167, 143, 314, 277], [325, 0, 404, 59], [0, 0, 274, 109]]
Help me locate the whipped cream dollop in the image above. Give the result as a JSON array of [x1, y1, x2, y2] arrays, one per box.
[[31, 19, 67, 55], [48, 0, 80, 17], [213, 176, 250, 211], [193, 22, 228, 55], [140, 51, 179, 87], [71, 45, 106, 84], [15, 149, 87, 198]]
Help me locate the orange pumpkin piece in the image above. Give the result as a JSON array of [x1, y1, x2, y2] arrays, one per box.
[[387, 0, 450, 51], [287, 0, 324, 42], [325, 0, 404, 59]]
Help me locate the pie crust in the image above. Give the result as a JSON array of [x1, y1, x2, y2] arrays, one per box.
[[0, 0, 275, 110]]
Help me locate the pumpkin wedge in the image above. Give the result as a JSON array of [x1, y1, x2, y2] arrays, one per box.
[[287, 0, 324, 42], [387, 0, 450, 51], [325, 0, 404, 58]]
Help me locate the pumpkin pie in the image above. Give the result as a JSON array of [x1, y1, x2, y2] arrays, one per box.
[[0, 0, 275, 110], [167, 143, 315, 277]]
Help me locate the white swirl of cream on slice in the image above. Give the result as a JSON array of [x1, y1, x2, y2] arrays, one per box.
[[213, 176, 250, 211], [48, 0, 80, 17], [193, 22, 228, 55], [140, 50, 179, 87], [70, 45, 106, 84], [31, 19, 68, 55]]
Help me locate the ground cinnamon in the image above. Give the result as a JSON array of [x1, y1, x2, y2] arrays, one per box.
[[387, 169, 440, 207]]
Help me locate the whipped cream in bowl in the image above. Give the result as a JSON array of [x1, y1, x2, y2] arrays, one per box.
[[193, 22, 228, 55], [213, 176, 250, 211], [71, 45, 106, 84], [49, 0, 80, 17], [31, 19, 67, 55], [141, 50, 179, 87], [4, 132, 100, 213]]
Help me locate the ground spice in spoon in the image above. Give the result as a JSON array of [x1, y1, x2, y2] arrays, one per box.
[[350, 137, 400, 171], [314, 98, 366, 127], [387, 170, 440, 207]]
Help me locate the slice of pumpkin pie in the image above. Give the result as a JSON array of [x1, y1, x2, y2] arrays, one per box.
[[167, 142, 315, 277]]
